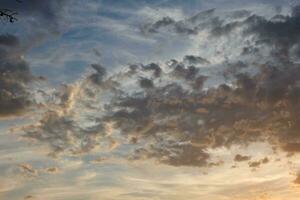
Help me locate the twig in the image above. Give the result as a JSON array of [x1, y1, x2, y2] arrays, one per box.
[[0, 9, 18, 23], [0, 0, 22, 23]]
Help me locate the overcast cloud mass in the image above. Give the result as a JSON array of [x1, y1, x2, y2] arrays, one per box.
[[1, 0, 300, 200]]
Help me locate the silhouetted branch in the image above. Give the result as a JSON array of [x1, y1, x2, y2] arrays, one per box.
[[0, 0, 22, 23], [0, 9, 18, 23]]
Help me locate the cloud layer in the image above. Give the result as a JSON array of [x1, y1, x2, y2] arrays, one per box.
[[17, 5, 300, 171], [0, 34, 36, 118]]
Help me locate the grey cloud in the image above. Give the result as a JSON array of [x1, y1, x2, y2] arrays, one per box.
[[227, 10, 252, 19], [17, 163, 38, 177], [22, 6, 300, 168], [188, 8, 215, 23], [294, 173, 300, 184], [144, 16, 176, 33], [0, 2, 70, 119], [24, 107, 108, 156], [210, 19, 243, 37], [183, 55, 210, 65], [282, 143, 300, 153], [133, 142, 210, 167], [191, 75, 208, 90], [104, 59, 300, 166], [1, 0, 71, 31], [44, 167, 61, 174], [23, 67, 117, 156], [142, 63, 162, 78], [139, 78, 154, 89], [24, 195, 34, 200], [89, 64, 107, 85], [248, 157, 269, 168], [234, 154, 251, 162], [141, 4, 300, 64], [24, 111, 79, 155], [0, 34, 36, 118], [171, 63, 199, 80], [0, 34, 19, 46], [141, 9, 219, 35], [24, 51, 300, 166]]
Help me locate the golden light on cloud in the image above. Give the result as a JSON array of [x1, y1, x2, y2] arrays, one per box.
[[1, 1, 300, 200]]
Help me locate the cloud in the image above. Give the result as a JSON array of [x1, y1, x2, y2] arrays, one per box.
[[142, 63, 162, 78], [140, 4, 300, 65], [21, 5, 300, 169], [0, 34, 19, 46], [132, 142, 210, 167], [139, 78, 154, 89], [44, 167, 61, 174], [141, 8, 218, 35], [293, 173, 300, 184], [282, 143, 300, 153], [248, 157, 269, 168], [0, 2, 73, 119], [234, 154, 251, 162], [142, 16, 176, 34], [22, 69, 121, 156], [24, 110, 103, 156], [24, 195, 34, 200], [18, 163, 38, 177], [183, 55, 210, 65], [88, 64, 107, 85], [0, 34, 37, 118]]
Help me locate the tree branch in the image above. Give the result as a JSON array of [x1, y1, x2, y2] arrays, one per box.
[[0, 0, 22, 23], [0, 9, 18, 23]]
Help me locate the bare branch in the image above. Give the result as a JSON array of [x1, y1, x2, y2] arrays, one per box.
[[0, 9, 18, 23], [0, 0, 22, 23]]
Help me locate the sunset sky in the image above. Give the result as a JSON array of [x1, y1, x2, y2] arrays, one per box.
[[1, 0, 300, 199]]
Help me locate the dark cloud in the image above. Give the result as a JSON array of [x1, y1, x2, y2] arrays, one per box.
[[210, 20, 243, 37], [294, 173, 300, 184], [227, 10, 252, 19], [89, 64, 107, 85], [183, 55, 210, 65], [24, 109, 107, 156], [282, 143, 300, 153], [208, 160, 224, 167], [45, 167, 60, 174], [22, 6, 300, 168], [18, 163, 38, 177], [0, 34, 19, 46], [188, 8, 215, 23], [24, 195, 34, 200], [141, 4, 300, 64], [191, 75, 207, 90], [23, 70, 118, 156], [139, 78, 154, 89], [142, 63, 162, 78], [171, 63, 199, 80], [105, 56, 300, 166], [0, 34, 36, 118], [0, 2, 70, 119], [248, 157, 269, 168], [25, 53, 300, 166], [142, 16, 176, 34], [234, 154, 251, 162], [133, 142, 210, 167], [141, 9, 219, 35]]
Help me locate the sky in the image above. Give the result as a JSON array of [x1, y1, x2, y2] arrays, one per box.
[[1, 0, 300, 199]]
